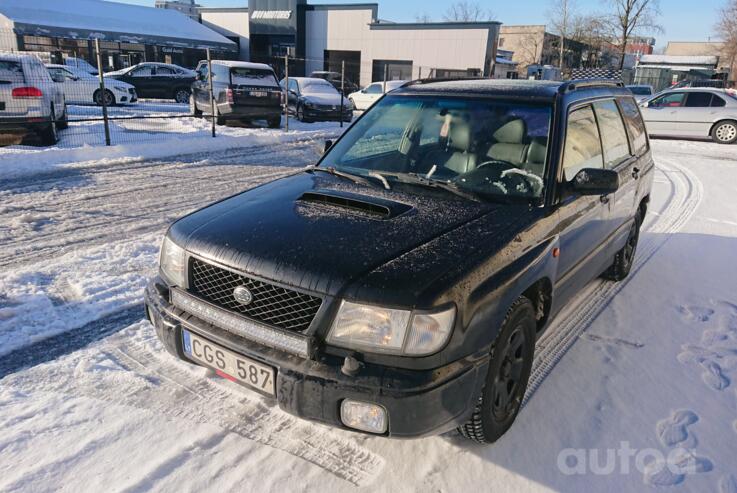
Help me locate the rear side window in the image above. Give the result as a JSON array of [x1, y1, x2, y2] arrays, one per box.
[[563, 106, 604, 181], [711, 95, 726, 107], [685, 92, 714, 107], [156, 66, 176, 75], [593, 100, 631, 168], [0, 61, 24, 83], [618, 98, 648, 155]]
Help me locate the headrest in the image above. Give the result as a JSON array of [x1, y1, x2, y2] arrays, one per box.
[[527, 138, 547, 164], [448, 123, 472, 152], [493, 119, 526, 144]]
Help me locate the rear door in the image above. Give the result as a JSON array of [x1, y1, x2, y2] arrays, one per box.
[[554, 104, 612, 299], [152, 66, 177, 98], [640, 91, 685, 135], [675, 91, 722, 137]]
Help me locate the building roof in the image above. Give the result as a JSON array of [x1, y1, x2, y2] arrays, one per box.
[[0, 0, 237, 51], [639, 55, 718, 66]]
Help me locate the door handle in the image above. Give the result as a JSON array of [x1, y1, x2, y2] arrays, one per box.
[[632, 167, 641, 179], [600, 195, 610, 204]]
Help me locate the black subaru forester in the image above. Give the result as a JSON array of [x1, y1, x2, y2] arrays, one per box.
[[145, 79, 654, 443]]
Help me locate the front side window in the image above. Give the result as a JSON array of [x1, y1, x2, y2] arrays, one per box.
[[321, 95, 552, 200], [618, 98, 648, 155], [155, 66, 176, 75], [593, 100, 631, 169], [562, 106, 604, 181], [650, 92, 685, 108], [685, 92, 714, 107]]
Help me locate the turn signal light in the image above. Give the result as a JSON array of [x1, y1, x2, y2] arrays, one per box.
[[12, 86, 43, 98], [226, 88, 234, 104]]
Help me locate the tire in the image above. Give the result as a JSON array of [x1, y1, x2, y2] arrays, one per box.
[[57, 106, 68, 130], [94, 89, 115, 107], [603, 210, 642, 282], [349, 98, 357, 110], [458, 297, 536, 444], [174, 88, 191, 104], [39, 107, 58, 146], [296, 104, 311, 123], [190, 95, 202, 117], [267, 116, 281, 129], [711, 120, 737, 144], [215, 108, 226, 126]]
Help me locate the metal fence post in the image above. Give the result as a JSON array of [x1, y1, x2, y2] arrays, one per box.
[[207, 48, 216, 138], [95, 38, 111, 146], [284, 54, 289, 132], [383, 64, 388, 94], [340, 60, 345, 129], [418, 67, 422, 80]]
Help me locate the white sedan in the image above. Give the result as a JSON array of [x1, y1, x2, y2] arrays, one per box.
[[45, 64, 137, 106], [348, 80, 407, 110]]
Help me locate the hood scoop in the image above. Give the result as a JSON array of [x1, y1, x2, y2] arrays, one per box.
[[298, 189, 412, 219]]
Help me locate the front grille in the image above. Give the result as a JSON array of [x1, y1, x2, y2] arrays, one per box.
[[188, 257, 322, 332]]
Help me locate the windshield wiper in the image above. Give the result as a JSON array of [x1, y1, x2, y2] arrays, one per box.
[[389, 172, 482, 203], [304, 166, 387, 190]]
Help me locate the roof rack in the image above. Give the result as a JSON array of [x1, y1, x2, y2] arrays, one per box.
[[401, 77, 485, 88], [560, 79, 625, 93]]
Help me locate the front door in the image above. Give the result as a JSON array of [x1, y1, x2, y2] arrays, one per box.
[[640, 91, 685, 135]]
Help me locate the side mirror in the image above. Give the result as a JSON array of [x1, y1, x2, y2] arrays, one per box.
[[641, 101, 649, 108], [570, 168, 619, 196], [323, 140, 333, 154]]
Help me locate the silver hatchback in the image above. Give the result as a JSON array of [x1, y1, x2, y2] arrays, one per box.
[[639, 87, 737, 144]]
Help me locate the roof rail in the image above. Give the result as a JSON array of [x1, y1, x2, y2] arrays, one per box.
[[560, 79, 625, 93], [401, 77, 485, 88]]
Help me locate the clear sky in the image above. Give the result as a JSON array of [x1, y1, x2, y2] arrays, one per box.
[[118, 0, 724, 48]]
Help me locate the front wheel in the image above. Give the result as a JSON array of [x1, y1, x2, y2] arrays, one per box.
[[711, 120, 737, 144], [174, 88, 191, 104], [94, 89, 115, 107], [458, 297, 536, 443], [296, 104, 311, 123]]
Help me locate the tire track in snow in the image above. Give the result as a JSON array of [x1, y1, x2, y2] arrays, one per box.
[[0, 323, 386, 487], [524, 158, 703, 406]]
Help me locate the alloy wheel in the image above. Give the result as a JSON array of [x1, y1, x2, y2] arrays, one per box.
[[491, 325, 527, 421], [175, 90, 190, 104], [622, 221, 640, 271], [716, 123, 737, 143]]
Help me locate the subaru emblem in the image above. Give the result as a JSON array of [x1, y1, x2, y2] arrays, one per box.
[[233, 286, 253, 305]]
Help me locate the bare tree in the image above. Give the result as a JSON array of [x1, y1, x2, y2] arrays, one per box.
[[415, 13, 433, 23], [716, 0, 737, 75], [443, 2, 496, 22], [603, 0, 662, 69], [570, 14, 610, 68], [548, 0, 577, 70]]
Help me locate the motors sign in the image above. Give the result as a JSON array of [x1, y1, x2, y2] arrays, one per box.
[[251, 10, 292, 20]]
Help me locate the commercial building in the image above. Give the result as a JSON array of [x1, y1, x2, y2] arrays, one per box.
[[199, 1, 501, 86], [0, 0, 237, 71], [156, 0, 202, 20], [496, 25, 591, 77]]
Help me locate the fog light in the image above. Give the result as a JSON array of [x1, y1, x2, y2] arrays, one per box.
[[340, 400, 387, 434]]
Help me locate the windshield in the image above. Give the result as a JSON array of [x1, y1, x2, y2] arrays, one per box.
[[320, 95, 552, 200], [302, 81, 337, 95], [231, 67, 278, 87]]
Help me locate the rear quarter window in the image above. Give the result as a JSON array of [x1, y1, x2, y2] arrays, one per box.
[[618, 98, 648, 155], [0, 61, 24, 83]]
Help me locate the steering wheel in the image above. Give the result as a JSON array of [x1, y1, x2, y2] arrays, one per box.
[[474, 159, 538, 195]]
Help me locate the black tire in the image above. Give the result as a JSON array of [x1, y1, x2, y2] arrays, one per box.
[[174, 88, 191, 104], [57, 106, 68, 130], [267, 115, 281, 129], [39, 107, 58, 146], [190, 95, 202, 117], [296, 103, 311, 123], [711, 120, 737, 144], [215, 109, 226, 126], [603, 210, 642, 282], [94, 89, 115, 107], [459, 297, 536, 444]]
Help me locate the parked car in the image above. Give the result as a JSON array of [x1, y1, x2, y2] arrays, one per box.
[[671, 79, 727, 89], [46, 64, 137, 106], [309, 71, 360, 95], [626, 84, 654, 103], [640, 87, 737, 144], [191, 61, 282, 128], [104, 62, 195, 103], [280, 77, 353, 123], [0, 54, 67, 145], [64, 56, 98, 76], [348, 80, 407, 110], [145, 79, 653, 442]]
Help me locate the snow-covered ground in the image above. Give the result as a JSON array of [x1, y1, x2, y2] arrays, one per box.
[[1, 138, 737, 492]]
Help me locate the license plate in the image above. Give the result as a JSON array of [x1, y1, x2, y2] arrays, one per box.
[[250, 91, 268, 98], [183, 330, 276, 396]]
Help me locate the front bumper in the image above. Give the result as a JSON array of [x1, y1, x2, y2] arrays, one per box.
[[303, 106, 353, 122], [144, 278, 488, 438]]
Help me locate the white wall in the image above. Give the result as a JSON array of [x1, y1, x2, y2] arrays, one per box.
[[306, 9, 494, 86], [201, 11, 249, 61], [0, 14, 18, 52]]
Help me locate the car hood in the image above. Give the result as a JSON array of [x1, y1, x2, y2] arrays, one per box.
[[169, 172, 522, 299], [302, 93, 343, 106]]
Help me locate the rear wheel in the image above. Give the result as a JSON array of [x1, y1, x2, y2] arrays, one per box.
[[711, 120, 737, 144], [57, 106, 68, 130], [94, 89, 115, 107], [174, 88, 191, 104], [190, 95, 202, 117], [459, 297, 536, 443], [267, 115, 281, 129], [603, 210, 642, 282], [39, 107, 58, 146]]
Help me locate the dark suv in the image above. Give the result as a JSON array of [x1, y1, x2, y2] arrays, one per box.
[[145, 79, 653, 442]]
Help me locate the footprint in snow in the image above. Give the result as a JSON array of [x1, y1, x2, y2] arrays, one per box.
[[679, 305, 716, 322], [656, 409, 699, 448], [643, 448, 713, 487]]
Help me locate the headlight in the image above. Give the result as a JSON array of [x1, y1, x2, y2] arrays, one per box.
[[159, 236, 186, 287], [327, 301, 455, 356], [304, 100, 315, 108]]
